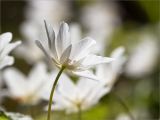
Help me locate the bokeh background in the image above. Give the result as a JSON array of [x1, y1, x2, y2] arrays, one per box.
[[0, 0, 159, 120]]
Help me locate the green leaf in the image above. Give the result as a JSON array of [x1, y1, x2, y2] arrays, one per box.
[[0, 111, 10, 120]]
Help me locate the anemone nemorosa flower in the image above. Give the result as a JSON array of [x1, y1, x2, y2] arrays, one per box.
[[3, 62, 50, 104], [0, 32, 21, 70], [42, 73, 109, 113], [96, 47, 126, 91], [36, 21, 114, 80]]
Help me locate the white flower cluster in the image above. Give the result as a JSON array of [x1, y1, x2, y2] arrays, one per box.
[[0, 20, 126, 115], [0, 33, 21, 103], [0, 1, 158, 120], [36, 21, 126, 113]]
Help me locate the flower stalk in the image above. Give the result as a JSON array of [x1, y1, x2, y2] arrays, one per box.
[[78, 104, 82, 120], [47, 66, 65, 120], [113, 93, 135, 120]]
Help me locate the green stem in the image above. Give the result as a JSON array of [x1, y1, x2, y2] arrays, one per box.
[[78, 105, 82, 120], [47, 66, 65, 120], [113, 93, 135, 120]]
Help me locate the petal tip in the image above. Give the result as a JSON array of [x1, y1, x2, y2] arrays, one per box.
[[1, 32, 12, 40]]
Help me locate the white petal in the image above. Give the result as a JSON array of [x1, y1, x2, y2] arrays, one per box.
[[44, 20, 58, 59], [0, 32, 12, 51], [0, 56, 14, 69], [86, 85, 110, 106], [44, 95, 71, 111], [111, 46, 125, 58], [57, 73, 76, 100], [125, 39, 158, 77], [1, 41, 21, 58], [77, 78, 97, 90], [41, 72, 75, 102], [72, 70, 99, 81], [49, 89, 73, 111], [35, 40, 51, 59], [57, 22, 70, 56], [69, 37, 96, 61], [111, 47, 126, 73], [60, 45, 72, 64], [96, 64, 119, 88], [77, 78, 98, 99], [3, 68, 28, 97], [81, 54, 114, 68], [28, 62, 48, 91], [15, 43, 44, 64]]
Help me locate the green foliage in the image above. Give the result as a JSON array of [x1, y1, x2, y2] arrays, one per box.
[[0, 111, 10, 120], [138, 0, 160, 23], [35, 104, 108, 120]]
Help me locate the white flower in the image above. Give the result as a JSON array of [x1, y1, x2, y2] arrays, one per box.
[[125, 35, 158, 78], [42, 73, 109, 114], [0, 32, 21, 70], [17, 22, 81, 64], [96, 47, 126, 91], [81, 2, 121, 54], [5, 112, 33, 120], [17, 0, 71, 64], [26, 0, 71, 24], [3, 62, 50, 104], [116, 109, 149, 120], [36, 21, 114, 80], [116, 113, 131, 120], [16, 21, 45, 64]]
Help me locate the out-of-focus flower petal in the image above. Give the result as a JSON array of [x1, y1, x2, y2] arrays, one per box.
[[81, 54, 114, 67], [3, 68, 27, 97], [72, 70, 99, 81]]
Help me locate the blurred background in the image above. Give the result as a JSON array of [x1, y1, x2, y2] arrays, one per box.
[[0, 0, 159, 120]]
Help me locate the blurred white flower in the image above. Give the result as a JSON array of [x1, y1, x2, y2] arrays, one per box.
[[116, 113, 131, 120], [42, 73, 109, 114], [5, 112, 33, 120], [0, 72, 3, 88], [0, 32, 21, 70], [16, 21, 45, 64], [125, 35, 158, 78], [81, 2, 121, 54], [42, 47, 125, 113], [116, 109, 149, 120], [36, 21, 114, 80], [96, 47, 126, 91], [25, 0, 71, 24], [3, 62, 50, 104]]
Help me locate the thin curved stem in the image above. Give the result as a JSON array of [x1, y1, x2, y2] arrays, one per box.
[[47, 66, 65, 120], [78, 105, 82, 120], [113, 93, 135, 120]]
